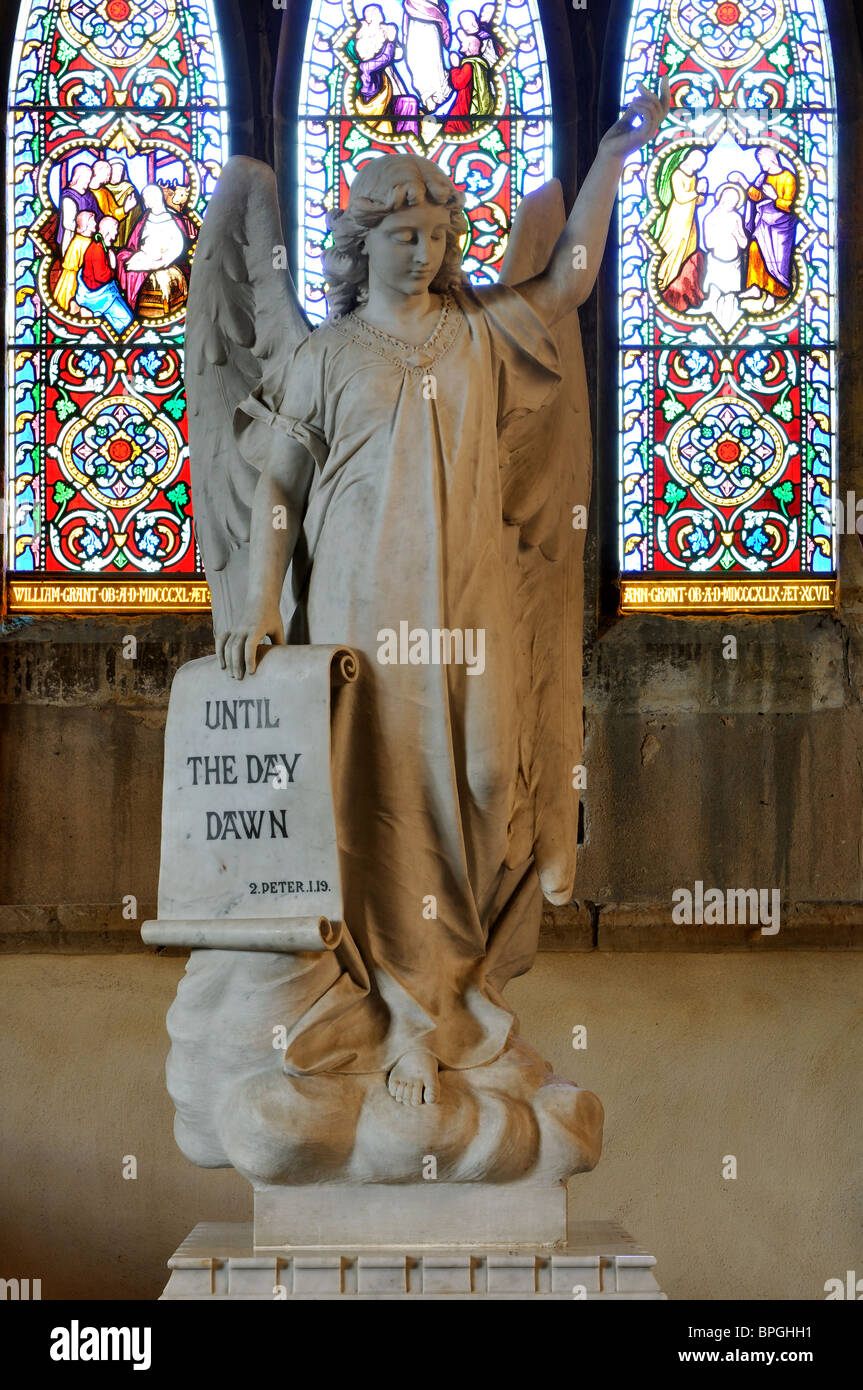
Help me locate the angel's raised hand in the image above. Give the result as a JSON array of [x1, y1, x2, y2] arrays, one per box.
[[215, 606, 285, 681], [601, 76, 671, 159]]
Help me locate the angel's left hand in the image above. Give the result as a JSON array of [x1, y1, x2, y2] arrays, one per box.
[[600, 77, 671, 160]]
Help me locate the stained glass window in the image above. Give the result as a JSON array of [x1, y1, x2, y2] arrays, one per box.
[[297, 0, 553, 323], [5, 0, 228, 613], [617, 0, 837, 613]]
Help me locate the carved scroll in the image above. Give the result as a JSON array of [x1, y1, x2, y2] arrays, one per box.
[[142, 644, 357, 952]]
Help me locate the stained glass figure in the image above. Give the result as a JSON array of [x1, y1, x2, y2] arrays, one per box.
[[297, 0, 553, 322], [617, 0, 837, 612], [5, 0, 228, 611]]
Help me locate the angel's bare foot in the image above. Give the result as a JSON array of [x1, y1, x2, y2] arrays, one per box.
[[387, 1049, 440, 1106]]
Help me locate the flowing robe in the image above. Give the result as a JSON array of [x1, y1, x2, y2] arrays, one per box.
[[347, 35, 405, 136], [403, 0, 452, 110], [59, 186, 99, 254], [116, 208, 185, 308], [94, 183, 127, 220], [104, 178, 139, 246], [656, 169, 707, 312], [54, 232, 90, 310], [703, 206, 746, 295], [744, 169, 798, 298], [232, 285, 561, 1076], [443, 57, 494, 134], [77, 238, 133, 332]]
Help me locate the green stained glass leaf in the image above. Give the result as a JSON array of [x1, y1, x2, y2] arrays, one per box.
[[479, 127, 505, 159], [344, 125, 371, 157], [167, 481, 191, 516], [52, 481, 74, 507], [773, 481, 795, 516]]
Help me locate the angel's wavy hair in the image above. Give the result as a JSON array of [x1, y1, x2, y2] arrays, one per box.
[[323, 154, 469, 318]]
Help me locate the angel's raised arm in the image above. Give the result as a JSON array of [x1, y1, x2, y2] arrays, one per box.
[[514, 79, 670, 327]]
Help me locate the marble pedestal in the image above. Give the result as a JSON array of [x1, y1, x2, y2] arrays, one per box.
[[160, 1221, 666, 1300], [253, 1182, 567, 1247]]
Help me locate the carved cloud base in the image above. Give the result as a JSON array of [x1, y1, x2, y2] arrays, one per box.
[[159, 1221, 666, 1300], [166, 949, 604, 1188]]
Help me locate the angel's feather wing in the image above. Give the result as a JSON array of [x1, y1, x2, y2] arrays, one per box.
[[185, 157, 310, 636], [498, 181, 592, 905]]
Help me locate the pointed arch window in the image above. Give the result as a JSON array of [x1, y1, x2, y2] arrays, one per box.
[[5, 0, 230, 613], [296, 0, 554, 322], [616, 0, 837, 613]]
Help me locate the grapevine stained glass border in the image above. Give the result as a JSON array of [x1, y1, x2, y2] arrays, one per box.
[[297, 0, 553, 323], [617, 0, 837, 613], [4, 0, 230, 612]]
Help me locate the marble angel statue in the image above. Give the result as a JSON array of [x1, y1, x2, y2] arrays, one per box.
[[184, 80, 669, 1116]]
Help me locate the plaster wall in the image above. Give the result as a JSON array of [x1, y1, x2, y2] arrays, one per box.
[[0, 950, 858, 1301]]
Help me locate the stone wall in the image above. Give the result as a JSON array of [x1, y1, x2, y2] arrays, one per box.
[[3, 0, 862, 928]]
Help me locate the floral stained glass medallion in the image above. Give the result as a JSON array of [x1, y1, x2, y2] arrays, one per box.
[[297, 0, 553, 322], [618, 0, 837, 612], [5, 0, 229, 612]]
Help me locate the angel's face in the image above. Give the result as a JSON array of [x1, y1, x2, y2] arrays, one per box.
[[362, 203, 450, 300]]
